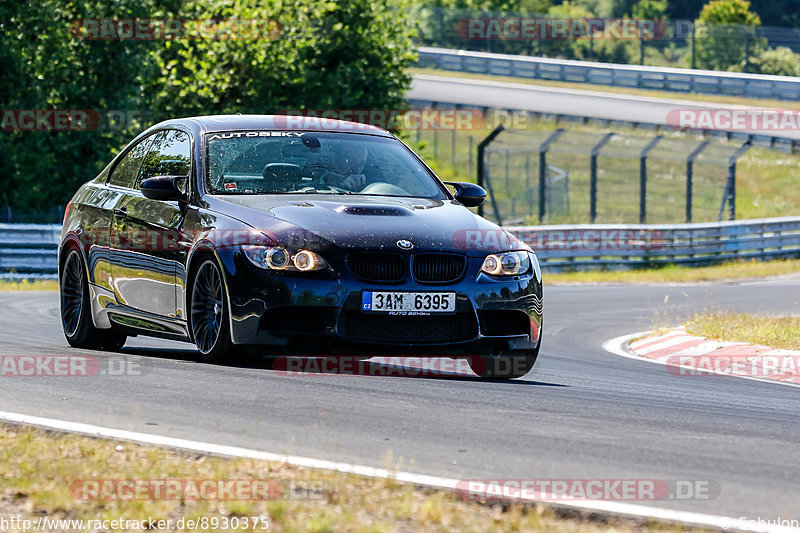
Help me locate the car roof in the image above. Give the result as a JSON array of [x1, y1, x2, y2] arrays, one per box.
[[150, 114, 393, 137]]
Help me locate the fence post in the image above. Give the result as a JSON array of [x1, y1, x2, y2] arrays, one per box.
[[476, 125, 505, 218], [505, 149, 510, 188], [590, 133, 614, 223], [640, 36, 645, 66], [726, 139, 752, 221], [437, 7, 444, 45], [483, 10, 492, 52], [525, 154, 531, 216], [743, 32, 750, 74], [451, 129, 456, 167], [690, 23, 696, 70], [468, 136, 473, 175], [538, 129, 565, 224], [686, 141, 710, 223], [639, 135, 662, 224]]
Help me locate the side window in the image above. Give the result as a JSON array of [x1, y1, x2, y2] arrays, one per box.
[[138, 130, 192, 192], [108, 135, 154, 189]]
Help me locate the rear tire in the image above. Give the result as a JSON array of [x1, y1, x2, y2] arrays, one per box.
[[60, 248, 127, 351], [190, 259, 235, 363]]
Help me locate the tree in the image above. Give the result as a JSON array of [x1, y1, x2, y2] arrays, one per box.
[[697, 0, 760, 25], [0, 0, 161, 214], [147, 0, 416, 116], [694, 0, 763, 71], [0, 0, 417, 214], [632, 0, 667, 19]]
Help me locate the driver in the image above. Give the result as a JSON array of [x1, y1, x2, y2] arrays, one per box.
[[323, 143, 369, 192]]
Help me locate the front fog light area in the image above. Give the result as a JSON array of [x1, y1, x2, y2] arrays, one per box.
[[482, 251, 531, 276], [241, 245, 328, 272]]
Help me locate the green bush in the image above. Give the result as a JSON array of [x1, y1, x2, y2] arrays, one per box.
[[749, 46, 800, 77], [0, 0, 416, 213]]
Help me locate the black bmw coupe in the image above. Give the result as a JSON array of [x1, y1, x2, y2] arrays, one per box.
[[59, 115, 542, 378]]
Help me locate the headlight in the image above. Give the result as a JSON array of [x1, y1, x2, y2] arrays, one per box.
[[241, 245, 329, 272], [481, 251, 531, 276]]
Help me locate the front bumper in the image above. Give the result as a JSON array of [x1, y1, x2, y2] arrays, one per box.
[[220, 250, 543, 355]]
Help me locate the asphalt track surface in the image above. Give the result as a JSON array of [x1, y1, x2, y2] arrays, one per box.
[[409, 74, 800, 141], [1, 280, 799, 523]]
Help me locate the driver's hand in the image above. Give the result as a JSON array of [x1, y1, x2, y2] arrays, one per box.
[[340, 173, 366, 191]]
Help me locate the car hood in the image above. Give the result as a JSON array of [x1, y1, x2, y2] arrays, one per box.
[[210, 194, 518, 253]]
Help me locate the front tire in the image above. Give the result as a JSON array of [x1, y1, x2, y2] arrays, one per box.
[[190, 259, 234, 363], [60, 248, 127, 351], [469, 345, 540, 379]]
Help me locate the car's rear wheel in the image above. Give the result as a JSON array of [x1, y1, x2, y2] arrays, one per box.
[[60, 248, 127, 351], [190, 259, 234, 363]]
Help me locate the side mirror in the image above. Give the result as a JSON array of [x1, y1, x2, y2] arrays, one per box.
[[141, 176, 186, 201], [444, 181, 486, 208]]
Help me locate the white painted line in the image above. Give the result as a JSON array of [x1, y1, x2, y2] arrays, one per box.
[[0, 409, 797, 532], [602, 332, 800, 390]]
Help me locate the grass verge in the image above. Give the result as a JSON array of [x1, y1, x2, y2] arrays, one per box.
[[0, 280, 59, 291], [545, 258, 800, 284], [0, 423, 706, 533], [685, 312, 800, 350]]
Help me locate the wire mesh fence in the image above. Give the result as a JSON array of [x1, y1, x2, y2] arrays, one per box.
[[411, 6, 800, 73], [410, 120, 751, 226]]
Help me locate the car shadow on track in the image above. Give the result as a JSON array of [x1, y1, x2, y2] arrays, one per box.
[[116, 347, 565, 387]]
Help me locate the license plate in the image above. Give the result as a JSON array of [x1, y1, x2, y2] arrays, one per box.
[[362, 291, 456, 314]]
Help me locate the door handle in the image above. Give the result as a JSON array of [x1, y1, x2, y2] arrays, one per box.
[[113, 207, 128, 219]]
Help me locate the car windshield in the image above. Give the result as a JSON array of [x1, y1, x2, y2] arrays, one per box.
[[205, 131, 445, 198]]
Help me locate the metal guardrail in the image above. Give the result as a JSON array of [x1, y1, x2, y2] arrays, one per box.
[[0, 224, 61, 280], [417, 46, 800, 101], [507, 216, 800, 271], [2, 218, 800, 278]]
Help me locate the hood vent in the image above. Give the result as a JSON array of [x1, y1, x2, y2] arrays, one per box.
[[337, 205, 412, 217]]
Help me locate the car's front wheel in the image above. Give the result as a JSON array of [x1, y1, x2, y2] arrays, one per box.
[[60, 248, 127, 351], [190, 258, 235, 363]]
